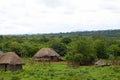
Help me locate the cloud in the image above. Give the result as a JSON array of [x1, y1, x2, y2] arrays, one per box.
[[100, 0, 120, 13], [0, 0, 120, 34], [40, 0, 62, 8]]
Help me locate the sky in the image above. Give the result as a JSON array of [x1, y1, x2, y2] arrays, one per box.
[[0, 0, 120, 34]]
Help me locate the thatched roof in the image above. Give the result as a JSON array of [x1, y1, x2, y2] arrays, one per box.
[[34, 48, 60, 57], [0, 51, 3, 58], [0, 51, 3, 53], [0, 52, 25, 65], [95, 59, 107, 66]]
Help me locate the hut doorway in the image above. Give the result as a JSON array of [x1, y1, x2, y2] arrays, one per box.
[[51, 56, 54, 60], [5, 64, 7, 71]]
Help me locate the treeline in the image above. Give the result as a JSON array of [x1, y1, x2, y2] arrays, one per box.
[[66, 29, 120, 37], [0, 29, 120, 64], [24, 29, 120, 38]]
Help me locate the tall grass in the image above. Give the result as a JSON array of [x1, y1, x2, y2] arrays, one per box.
[[0, 60, 120, 80]]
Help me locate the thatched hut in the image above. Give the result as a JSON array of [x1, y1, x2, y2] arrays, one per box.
[[34, 48, 60, 62], [95, 59, 109, 66], [0, 52, 25, 71]]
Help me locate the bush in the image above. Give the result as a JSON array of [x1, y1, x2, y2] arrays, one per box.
[[50, 42, 67, 56], [66, 37, 96, 66]]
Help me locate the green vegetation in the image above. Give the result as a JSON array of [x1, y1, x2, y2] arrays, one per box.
[[66, 37, 96, 65], [0, 29, 120, 79], [0, 29, 120, 64], [0, 61, 120, 80]]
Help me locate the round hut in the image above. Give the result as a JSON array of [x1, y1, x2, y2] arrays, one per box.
[[34, 48, 60, 62], [0, 52, 25, 71]]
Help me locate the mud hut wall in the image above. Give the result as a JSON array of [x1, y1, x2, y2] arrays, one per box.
[[50, 56, 59, 61], [35, 56, 59, 62], [0, 64, 6, 70], [35, 57, 50, 61], [7, 64, 22, 71]]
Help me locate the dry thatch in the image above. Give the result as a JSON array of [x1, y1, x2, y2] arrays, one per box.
[[34, 48, 60, 58], [0, 51, 3, 58], [95, 59, 107, 66], [0, 51, 3, 53], [34, 48, 60, 62], [0, 52, 25, 65]]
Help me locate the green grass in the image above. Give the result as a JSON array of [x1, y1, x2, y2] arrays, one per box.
[[0, 61, 120, 80]]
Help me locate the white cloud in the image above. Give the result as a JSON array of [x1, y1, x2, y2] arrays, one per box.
[[100, 0, 120, 13], [0, 0, 120, 34]]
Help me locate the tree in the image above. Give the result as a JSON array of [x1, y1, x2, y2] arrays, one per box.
[[66, 37, 96, 65], [40, 36, 49, 43], [50, 42, 67, 56], [107, 44, 120, 65], [94, 40, 109, 59], [107, 44, 120, 57], [61, 37, 72, 45], [8, 41, 23, 56]]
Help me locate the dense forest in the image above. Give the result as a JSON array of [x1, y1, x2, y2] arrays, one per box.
[[0, 29, 120, 64]]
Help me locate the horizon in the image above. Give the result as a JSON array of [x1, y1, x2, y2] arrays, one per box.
[[0, 0, 120, 35], [0, 29, 119, 35]]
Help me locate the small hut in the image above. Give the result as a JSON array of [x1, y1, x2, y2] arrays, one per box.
[[34, 48, 60, 62], [0, 52, 25, 71], [95, 59, 108, 66]]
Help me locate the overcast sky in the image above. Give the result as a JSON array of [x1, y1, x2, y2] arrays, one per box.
[[0, 0, 120, 34]]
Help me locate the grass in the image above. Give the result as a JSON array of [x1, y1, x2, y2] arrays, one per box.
[[0, 60, 120, 80]]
